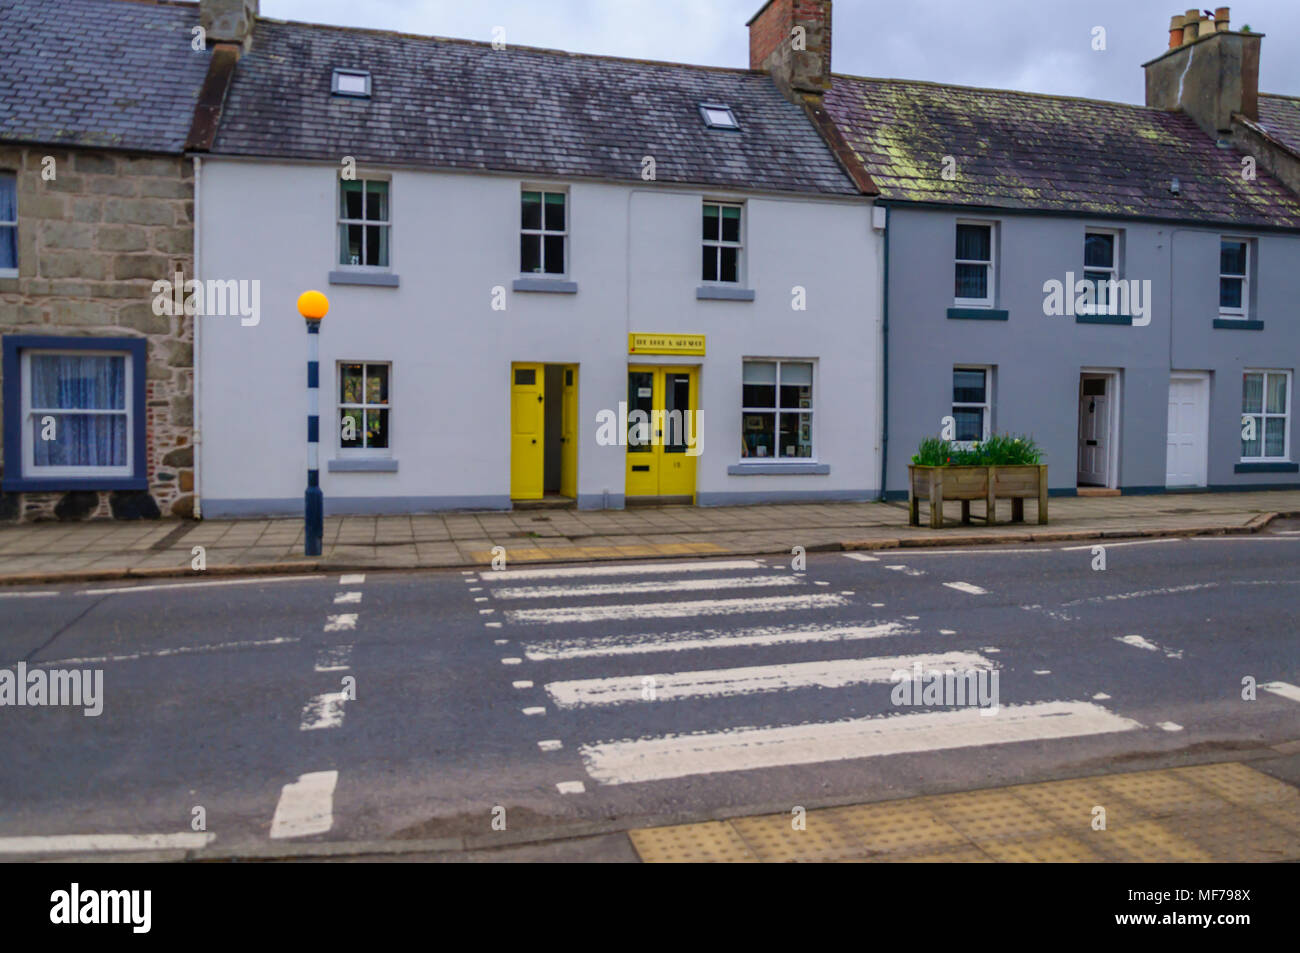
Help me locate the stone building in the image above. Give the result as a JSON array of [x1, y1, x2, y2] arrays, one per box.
[[0, 0, 211, 520]]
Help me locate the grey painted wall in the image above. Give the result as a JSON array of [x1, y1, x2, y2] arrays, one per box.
[[885, 205, 1300, 495]]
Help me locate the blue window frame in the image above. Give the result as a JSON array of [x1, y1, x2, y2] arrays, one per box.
[[2, 336, 148, 492]]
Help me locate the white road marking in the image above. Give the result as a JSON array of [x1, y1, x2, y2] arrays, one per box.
[[479, 559, 764, 582], [501, 658, 523, 665], [943, 581, 988, 595], [884, 548, 1047, 556], [485, 622, 502, 628], [324, 614, 357, 632], [870, 602, 885, 607], [556, 781, 586, 794], [885, 565, 925, 576], [74, 576, 325, 597], [474, 597, 489, 602], [512, 680, 533, 689], [36, 637, 298, 667], [469, 587, 483, 592], [506, 593, 848, 626], [479, 609, 495, 615], [523, 621, 909, 661], [1092, 692, 1111, 700], [493, 639, 509, 645], [840, 590, 855, 595], [522, 706, 546, 716], [1269, 530, 1300, 536], [0, 590, 58, 599], [580, 701, 1141, 786], [491, 574, 801, 601], [1061, 538, 1182, 551], [0, 832, 216, 854], [538, 740, 563, 752], [814, 581, 830, 586], [545, 652, 995, 709], [1064, 584, 1215, 606], [1116, 635, 1159, 652], [333, 591, 362, 605], [1158, 722, 1184, 732], [339, 574, 366, 585], [842, 553, 879, 562], [300, 692, 348, 730], [939, 629, 957, 635], [314, 646, 352, 672], [1034, 670, 1051, 675], [981, 646, 1001, 654], [270, 771, 338, 839], [1262, 681, 1300, 703]]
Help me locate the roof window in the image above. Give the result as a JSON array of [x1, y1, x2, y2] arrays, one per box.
[[332, 69, 372, 98], [699, 103, 739, 130]]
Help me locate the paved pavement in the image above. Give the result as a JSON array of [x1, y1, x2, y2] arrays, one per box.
[[1, 489, 1299, 583], [1, 529, 1298, 862]]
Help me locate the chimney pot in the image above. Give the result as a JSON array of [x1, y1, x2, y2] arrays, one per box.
[[1169, 15, 1184, 48], [200, 0, 258, 51], [1215, 7, 1231, 31], [1182, 11, 1199, 43]]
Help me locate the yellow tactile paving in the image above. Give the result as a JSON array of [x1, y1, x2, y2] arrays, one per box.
[[628, 761, 1300, 863], [470, 541, 726, 563], [627, 821, 756, 863]]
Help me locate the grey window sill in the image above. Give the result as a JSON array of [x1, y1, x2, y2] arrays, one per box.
[[328, 458, 399, 472], [513, 278, 578, 294], [697, 285, 755, 301], [1214, 318, 1263, 330], [948, 307, 1008, 320], [329, 270, 400, 287], [1234, 462, 1298, 473], [1075, 313, 1134, 325], [727, 463, 830, 475]]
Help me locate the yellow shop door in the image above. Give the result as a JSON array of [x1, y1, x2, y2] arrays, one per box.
[[511, 362, 579, 502], [625, 365, 698, 503]]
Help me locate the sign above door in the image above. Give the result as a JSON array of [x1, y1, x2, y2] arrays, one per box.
[[628, 334, 705, 356]]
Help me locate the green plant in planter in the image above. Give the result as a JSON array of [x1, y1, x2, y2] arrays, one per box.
[[910, 433, 1042, 466]]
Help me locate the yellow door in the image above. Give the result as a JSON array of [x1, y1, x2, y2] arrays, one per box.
[[560, 365, 578, 499], [510, 363, 544, 500], [625, 365, 697, 501]]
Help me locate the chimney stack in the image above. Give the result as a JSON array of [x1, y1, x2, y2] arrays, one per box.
[[200, 0, 258, 52], [1143, 7, 1260, 135], [747, 0, 832, 101]]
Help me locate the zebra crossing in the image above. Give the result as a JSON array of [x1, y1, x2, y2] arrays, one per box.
[[475, 555, 1144, 790]]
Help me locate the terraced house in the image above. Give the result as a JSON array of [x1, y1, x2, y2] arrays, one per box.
[[802, 3, 1300, 498], [0, 0, 211, 521], [192, 1, 882, 516]]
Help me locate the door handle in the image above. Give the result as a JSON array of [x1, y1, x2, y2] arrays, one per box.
[[531, 439, 537, 444], [537, 395, 544, 403]]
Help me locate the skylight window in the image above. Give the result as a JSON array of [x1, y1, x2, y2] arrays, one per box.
[[332, 69, 372, 98], [699, 103, 739, 130]]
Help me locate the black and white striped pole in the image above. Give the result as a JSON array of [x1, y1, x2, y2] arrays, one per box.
[[298, 290, 330, 556]]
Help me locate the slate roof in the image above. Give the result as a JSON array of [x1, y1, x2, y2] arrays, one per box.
[[0, 0, 211, 153], [824, 75, 1300, 229], [208, 16, 861, 196], [1257, 93, 1300, 159]]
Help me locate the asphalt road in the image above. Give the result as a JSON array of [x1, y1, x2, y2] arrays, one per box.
[[1, 526, 1298, 860]]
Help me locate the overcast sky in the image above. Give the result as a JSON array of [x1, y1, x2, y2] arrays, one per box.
[[260, 0, 1300, 103]]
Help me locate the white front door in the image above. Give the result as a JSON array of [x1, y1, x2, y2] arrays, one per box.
[[1077, 375, 1111, 486], [1166, 373, 1209, 487]]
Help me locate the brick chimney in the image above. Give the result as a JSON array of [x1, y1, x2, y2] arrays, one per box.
[[200, 0, 258, 51], [1143, 7, 1261, 136], [747, 0, 832, 101]]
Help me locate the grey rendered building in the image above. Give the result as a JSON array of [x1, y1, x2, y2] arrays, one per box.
[[817, 9, 1300, 497]]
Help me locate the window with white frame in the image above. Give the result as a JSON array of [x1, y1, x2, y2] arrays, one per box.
[[520, 190, 566, 275], [0, 171, 16, 276], [1220, 239, 1250, 316], [703, 202, 742, 283], [1084, 229, 1119, 312], [1241, 370, 1289, 461], [21, 350, 132, 477], [741, 360, 813, 460], [954, 222, 995, 306], [339, 362, 390, 451], [953, 367, 990, 443], [338, 177, 390, 268]]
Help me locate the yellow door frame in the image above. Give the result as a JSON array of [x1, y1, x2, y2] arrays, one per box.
[[625, 364, 698, 502]]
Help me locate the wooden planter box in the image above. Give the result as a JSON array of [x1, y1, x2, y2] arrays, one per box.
[[908, 464, 1048, 528]]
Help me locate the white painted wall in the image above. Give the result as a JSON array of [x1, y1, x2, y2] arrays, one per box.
[[198, 159, 881, 514]]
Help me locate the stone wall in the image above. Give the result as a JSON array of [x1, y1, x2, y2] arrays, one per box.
[[0, 146, 194, 521]]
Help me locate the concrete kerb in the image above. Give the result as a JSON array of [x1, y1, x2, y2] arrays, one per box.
[[0, 511, 1287, 587]]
